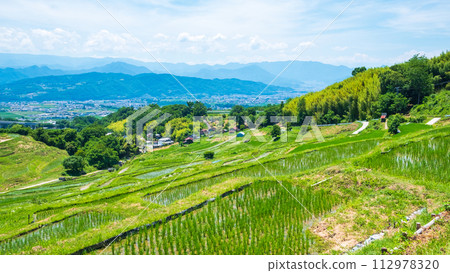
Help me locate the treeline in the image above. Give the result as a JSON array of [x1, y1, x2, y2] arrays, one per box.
[[283, 51, 450, 124]]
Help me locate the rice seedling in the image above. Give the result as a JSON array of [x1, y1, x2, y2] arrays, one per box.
[[146, 140, 379, 206], [363, 136, 449, 183], [0, 211, 123, 254], [109, 181, 339, 255]]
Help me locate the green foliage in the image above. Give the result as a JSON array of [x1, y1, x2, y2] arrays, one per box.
[[352, 66, 367, 76], [112, 182, 339, 255], [376, 92, 409, 116], [191, 101, 208, 117], [7, 124, 31, 136], [404, 55, 433, 104], [0, 212, 122, 254], [388, 114, 404, 134], [362, 136, 449, 184], [84, 141, 119, 169], [271, 125, 281, 139], [203, 151, 215, 159], [410, 90, 450, 116], [63, 156, 85, 174]]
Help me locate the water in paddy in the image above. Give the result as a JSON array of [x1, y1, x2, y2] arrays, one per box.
[[146, 140, 379, 205]]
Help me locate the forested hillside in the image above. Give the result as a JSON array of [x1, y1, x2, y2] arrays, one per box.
[[283, 51, 450, 123]]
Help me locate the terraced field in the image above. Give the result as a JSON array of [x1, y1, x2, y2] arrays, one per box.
[[0, 123, 448, 255]]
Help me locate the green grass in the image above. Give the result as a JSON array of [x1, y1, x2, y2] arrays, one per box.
[[108, 181, 338, 255], [362, 136, 449, 184], [0, 211, 123, 254], [0, 134, 68, 191], [0, 123, 448, 255]]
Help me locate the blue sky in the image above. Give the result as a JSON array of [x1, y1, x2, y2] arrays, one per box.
[[0, 0, 449, 67]]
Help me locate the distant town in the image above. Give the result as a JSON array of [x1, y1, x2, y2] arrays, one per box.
[[0, 92, 307, 123]]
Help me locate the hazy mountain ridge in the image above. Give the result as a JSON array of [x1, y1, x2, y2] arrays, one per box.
[[0, 72, 292, 101], [0, 53, 352, 89]]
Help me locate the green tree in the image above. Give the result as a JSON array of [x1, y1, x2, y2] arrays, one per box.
[[352, 66, 367, 76], [65, 141, 78, 156], [80, 126, 106, 144], [388, 114, 403, 134], [192, 102, 208, 117], [63, 156, 85, 174], [84, 141, 119, 169], [271, 125, 281, 139], [376, 93, 409, 116], [405, 55, 433, 104], [203, 151, 214, 159]]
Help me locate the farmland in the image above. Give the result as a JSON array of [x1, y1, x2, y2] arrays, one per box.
[[0, 120, 449, 255]]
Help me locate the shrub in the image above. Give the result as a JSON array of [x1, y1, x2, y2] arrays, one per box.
[[203, 151, 214, 159], [63, 156, 85, 175], [409, 115, 426, 123], [388, 114, 404, 134], [271, 125, 281, 139]]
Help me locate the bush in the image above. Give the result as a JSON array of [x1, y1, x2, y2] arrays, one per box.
[[63, 156, 85, 175], [409, 115, 426, 123], [271, 125, 281, 139], [203, 151, 214, 159], [388, 114, 404, 134]]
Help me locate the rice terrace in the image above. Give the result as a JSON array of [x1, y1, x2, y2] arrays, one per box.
[[0, 2, 450, 272]]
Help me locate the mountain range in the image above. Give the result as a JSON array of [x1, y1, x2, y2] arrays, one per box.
[[0, 53, 352, 90], [0, 72, 292, 102]]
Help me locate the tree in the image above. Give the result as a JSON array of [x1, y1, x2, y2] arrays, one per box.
[[8, 124, 30, 136], [404, 55, 433, 104], [379, 68, 408, 94], [65, 141, 78, 156], [192, 102, 208, 117], [203, 151, 214, 159], [63, 156, 85, 174], [388, 114, 404, 134], [376, 93, 409, 116], [352, 67, 367, 76], [271, 125, 281, 139], [80, 126, 106, 144], [84, 141, 119, 169], [230, 105, 246, 127]]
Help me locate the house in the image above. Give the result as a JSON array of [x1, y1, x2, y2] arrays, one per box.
[[158, 137, 174, 146], [200, 129, 208, 136], [380, 113, 387, 122], [237, 132, 245, 137], [184, 137, 194, 144]]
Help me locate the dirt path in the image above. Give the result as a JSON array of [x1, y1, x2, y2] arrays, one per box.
[[352, 121, 369, 135], [426, 117, 441, 125], [0, 138, 12, 143], [0, 170, 102, 194], [118, 167, 129, 174]]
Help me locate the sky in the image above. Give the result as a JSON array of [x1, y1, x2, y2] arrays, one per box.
[[0, 0, 449, 67]]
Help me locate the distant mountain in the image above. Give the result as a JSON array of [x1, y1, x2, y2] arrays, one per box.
[[85, 62, 152, 75], [0, 62, 152, 84], [0, 65, 66, 84], [0, 72, 291, 101], [193, 65, 304, 89], [0, 53, 353, 90]]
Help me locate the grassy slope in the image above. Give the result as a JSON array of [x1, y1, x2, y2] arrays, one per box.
[[0, 122, 448, 255], [0, 134, 68, 191]]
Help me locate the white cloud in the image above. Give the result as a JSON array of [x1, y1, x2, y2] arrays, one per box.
[[154, 33, 169, 40], [211, 33, 227, 41], [0, 27, 34, 52], [177, 32, 206, 42], [31, 28, 80, 51], [332, 46, 348, 51], [238, 36, 288, 51], [84, 30, 139, 53]]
